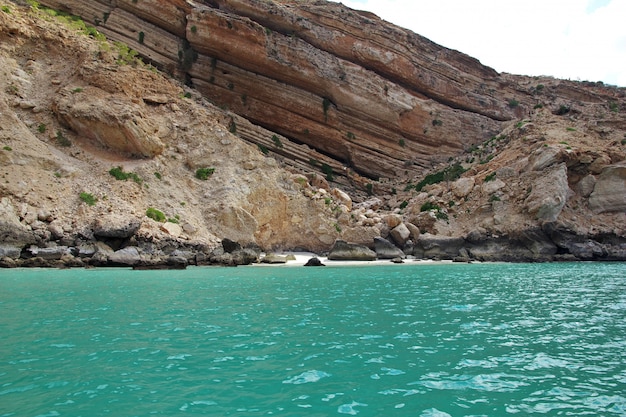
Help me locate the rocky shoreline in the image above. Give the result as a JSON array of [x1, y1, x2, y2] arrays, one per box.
[[2, 228, 625, 269]]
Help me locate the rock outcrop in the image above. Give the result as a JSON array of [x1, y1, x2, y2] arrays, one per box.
[[0, 2, 624, 266]]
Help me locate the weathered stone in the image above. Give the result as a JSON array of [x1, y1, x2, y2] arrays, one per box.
[[160, 222, 182, 238], [328, 239, 377, 261], [108, 246, 142, 266], [577, 174, 596, 198], [417, 234, 465, 260], [53, 87, 165, 158], [221, 238, 241, 253], [389, 223, 411, 247], [304, 257, 325, 266], [94, 216, 141, 239], [589, 162, 626, 213], [524, 163, 570, 222], [331, 188, 352, 211], [451, 177, 475, 198], [374, 236, 405, 259], [383, 213, 403, 229], [260, 253, 289, 264]]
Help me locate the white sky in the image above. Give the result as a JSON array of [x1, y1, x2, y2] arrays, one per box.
[[329, 0, 626, 87]]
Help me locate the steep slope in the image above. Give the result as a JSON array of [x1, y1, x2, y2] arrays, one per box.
[[0, 2, 374, 266], [1, 0, 625, 266]]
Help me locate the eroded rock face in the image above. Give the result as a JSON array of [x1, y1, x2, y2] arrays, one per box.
[[54, 87, 165, 158], [524, 164, 570, 223], [589, 162, 626, 213]]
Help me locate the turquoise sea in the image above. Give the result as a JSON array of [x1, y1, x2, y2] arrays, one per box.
[[1, 262, 625, 417]]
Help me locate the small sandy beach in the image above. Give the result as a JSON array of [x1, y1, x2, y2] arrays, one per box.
[[254, 252, 455, 267]]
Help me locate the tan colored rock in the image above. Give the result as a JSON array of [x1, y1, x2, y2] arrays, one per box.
[[54, 88, 165, 158], [160, 222, 183, 238], [589, 162, 626, 213], [383, 213, 403, 228], [524, 164, 570, 222], [451, 177, 475, 198], [331, 188, 352, 211], [390, 223, 411, 246]]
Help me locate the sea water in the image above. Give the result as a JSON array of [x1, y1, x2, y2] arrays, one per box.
[[1, 262, 625, 417]]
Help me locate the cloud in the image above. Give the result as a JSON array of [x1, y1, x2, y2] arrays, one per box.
[[330, 0, 625, 86]]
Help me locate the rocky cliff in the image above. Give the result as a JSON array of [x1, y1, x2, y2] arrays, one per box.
[[0, 0, 625, 267]]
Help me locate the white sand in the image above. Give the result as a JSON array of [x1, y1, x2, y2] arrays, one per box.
[[255, 252, 453, 267]]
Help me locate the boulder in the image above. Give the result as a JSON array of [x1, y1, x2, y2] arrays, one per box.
[[589, 162, 626, 213], [108, 246, 142, 266], [0, 197, 37, 251], [328, 240, 377, 261], [451, 177, 475, 198], [304, 257, 325, 266], [160, 221, 182, 238], [93, 215, 141, 239], [416, 234, 465, 260], [331, 188, 352, 211], [373, 237, 405, 259], [389, 223, 411, 246], [261, 253, 289, 264], [576, 174, 596, 198], [524, 163, 570, 222]]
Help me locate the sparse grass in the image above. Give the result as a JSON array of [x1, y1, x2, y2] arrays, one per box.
[[2, 5, 11, 13], [322, 97, 331, 121], [609, 101, 619, 112], [508, 99, 519, 108], [432, 119, 443, 126], [109, 166, 142, 184], [399, 138, 406, 147], [484, 172, 496, 182], [195, 167, 215, 180], [258, 144, 269, 155], [566, 127, 576, 132], [3, 146, 12, 151], [37, 123, 46, 133], [489, 194, 501, 202], [71, 87, 83, 93], [321, 163, 334, 182], [420, 201, 448, 220], [79, 192, 97, 206], [399, 201, 408, 210], [146, 207, 165, 222], [154, 172, 162, 180], [405, 163, 466, 192], [56, 131, 71, 147], [272, 134, 283, 148]]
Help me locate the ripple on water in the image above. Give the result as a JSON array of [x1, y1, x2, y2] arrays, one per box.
[[282, 370, 331, 385], [338, 401, 367, 415]]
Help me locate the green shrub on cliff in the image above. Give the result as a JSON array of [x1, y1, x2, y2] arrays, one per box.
[[195, 167, 215, 180], [146, 207, 166, 222], [405, 163, 466, 192], [79, 192, 97, 206], [109, 166, 142, 184]]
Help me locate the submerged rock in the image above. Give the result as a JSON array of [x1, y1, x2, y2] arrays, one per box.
[[304, 257, 325, 266]]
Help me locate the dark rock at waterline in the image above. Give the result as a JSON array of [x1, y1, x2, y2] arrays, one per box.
[[328, 240, 377, 261], [221, 238, 241, 253], [374, 237, 405, 259], [304, 257, 325, 266]]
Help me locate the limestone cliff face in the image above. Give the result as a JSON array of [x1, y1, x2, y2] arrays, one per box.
[[1, 1, 625, 265]]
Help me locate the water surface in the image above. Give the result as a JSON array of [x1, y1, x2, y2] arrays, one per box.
[[1, 262, 625, 416]]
